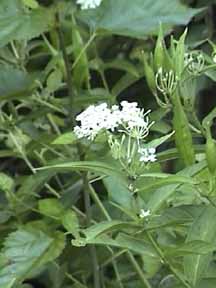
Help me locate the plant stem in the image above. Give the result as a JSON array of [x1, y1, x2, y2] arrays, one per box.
[[127, 251, 152, 288], [89, 183, 152, 288], [146, 231, 191, 288], [83, 174, 101, 288], [71, 32, 96, 71], [56, 13, 101, 287], [56, 12, 76, 126]]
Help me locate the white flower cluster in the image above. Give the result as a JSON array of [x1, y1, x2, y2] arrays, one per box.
[[74, 101, 151, 141], [139, 147, 156, 163], [74, 103, 121, 140], [139, 209, 151, 218], [76, 0, 102, 10], [74, 101, 157, 164]]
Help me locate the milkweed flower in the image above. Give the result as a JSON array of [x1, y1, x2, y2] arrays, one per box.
[[74, 101, 157, 168], [138, 147, 156, 163], [74, 101, 152, 141], [139, 209, 151, 218], [76, 0, 102, 9]]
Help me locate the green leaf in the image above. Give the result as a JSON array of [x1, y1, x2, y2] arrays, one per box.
[[147, 161, 206, 212], [103, 176, 134, 210], [0, 0, 55, 47], [138, 173, 197, 196], [36, 161, 125, 179], [61, 210, 79, 238], [144, 131, 174, 149], [83, 220, 141, 241], [0, 228, 64, 287], [184, 205, 216, 286], [0, 65, 36, 100], [36, 231, 65, 266], [85, 233, 159, 259], [38, 198, 64, 219], [0, 173, 14, 193], [17, 170, 56, 197], [79, 0, 203, 38], [165, 240, 216, 257], [52, 132, 77, 145], [46, 69, 63, 93], [197, 279, 216, 288]]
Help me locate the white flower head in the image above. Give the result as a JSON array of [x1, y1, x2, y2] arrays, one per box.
[[155, 68, 178, 96], [213, 53, 216, 64], [73, 101, 153, 142], [74, 103, 119, 140], [139, 209, 151, 218], [76, 0, 102, 10], [139, 147, 156, 163], [119, 101, 152, 139]]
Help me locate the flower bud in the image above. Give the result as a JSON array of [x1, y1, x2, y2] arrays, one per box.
[[205, 129, 216, 175]]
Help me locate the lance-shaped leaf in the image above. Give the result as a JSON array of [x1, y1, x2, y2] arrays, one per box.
[[184, 205, 216, 286]]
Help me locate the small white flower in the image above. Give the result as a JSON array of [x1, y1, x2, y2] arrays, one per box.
[[139, 209, 151, 218], [139, 147, 156, 163], [74, 103, 119, 140], [155, 68, 178, 96], [213, 54, 216, 64], [119, 101, 151, 139], [76, 0, 102, 10]]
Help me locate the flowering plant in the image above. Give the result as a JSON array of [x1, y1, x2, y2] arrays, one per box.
[[0, 1, 216, 288]]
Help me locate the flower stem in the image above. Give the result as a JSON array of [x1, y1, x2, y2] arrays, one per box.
[[89, 184, 152, 288], [146, 231, 191, 288], [127, 251, 152, 288], [83, 174, 101, 288], [56, 12, 76, 126]]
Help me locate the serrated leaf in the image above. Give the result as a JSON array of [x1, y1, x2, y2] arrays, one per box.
[[37, 231, 65, 266], [0, 229, 52, 287], [0, 0, 55, 47], [79, 0, 203, 38]]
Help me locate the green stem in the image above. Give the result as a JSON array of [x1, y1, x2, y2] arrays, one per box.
[[89, 184, 152, 288], [56, 12, 76, 126], [127, 251, 152, 288], [146, 231, 191, 288], [83, 173, 101, 288], [71, 32, 96, 71]]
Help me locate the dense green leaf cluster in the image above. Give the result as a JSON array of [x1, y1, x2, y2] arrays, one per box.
[[0, 0, 216, 288]]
